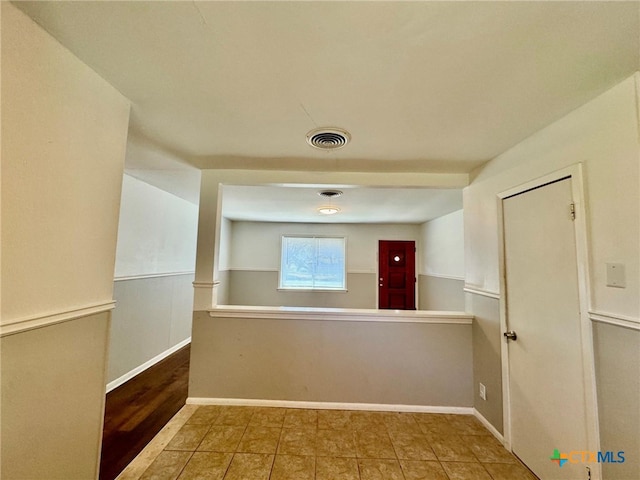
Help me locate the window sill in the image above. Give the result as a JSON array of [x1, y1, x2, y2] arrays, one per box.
[[277, 288, 348, 293]]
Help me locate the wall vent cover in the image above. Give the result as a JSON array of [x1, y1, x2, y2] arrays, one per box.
[[306, 128, 351, 150]]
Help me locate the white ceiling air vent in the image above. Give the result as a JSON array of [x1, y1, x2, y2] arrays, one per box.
[[306, 127, 351, 150], [317, 189, 343, 198]]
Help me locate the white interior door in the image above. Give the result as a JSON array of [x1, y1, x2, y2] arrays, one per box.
[[503, 177, 590, 480]]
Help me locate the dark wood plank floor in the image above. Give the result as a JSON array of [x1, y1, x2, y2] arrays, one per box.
[[100, 344, 190, 480]]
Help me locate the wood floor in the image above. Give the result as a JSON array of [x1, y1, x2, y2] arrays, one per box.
[[100, 344, 191, 480]]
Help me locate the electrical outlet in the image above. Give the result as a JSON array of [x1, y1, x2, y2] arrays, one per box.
[[479, 383, 487, 401]]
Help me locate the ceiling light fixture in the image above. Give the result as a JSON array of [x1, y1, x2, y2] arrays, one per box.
[[318, 206, 340, 215]]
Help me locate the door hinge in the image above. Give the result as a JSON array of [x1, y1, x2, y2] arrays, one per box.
[[570, 203, 576, 221]]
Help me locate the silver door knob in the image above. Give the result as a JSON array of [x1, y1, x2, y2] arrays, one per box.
[[504, 331, 517, 341]]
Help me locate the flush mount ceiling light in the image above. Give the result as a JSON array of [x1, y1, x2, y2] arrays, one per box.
[[306, 127, 351, 150], [318, 206, 340, 215]]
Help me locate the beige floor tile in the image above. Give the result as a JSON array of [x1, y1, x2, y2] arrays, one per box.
[[355, 430, 396, 459], [283, 408, 318, 429], [351, 411, 387, 431], [270, 454, 315, 480], [462, 435, 517, 464], [358, 458, 404, 480], [316, 429, 357, 457], [483, 462, 538, 480], [446, 415, 491, 436], [318, 410, 352, 430], [177, 452, 232, 480], [165, 424, 210, 451], [316, 456, 360, 480], [278, 428, 317, 456], [213, 406, 255, 426], [248, 407, 286, 427], [382, 412, 420, 431], [399, 460, 449, 480], [197, 426, 245, 452], [441, 461, 492, 480], [223, 453, 273, 480], [427, 434, 477, 462], [388, 432, 437, 461], [126, 408, 535, 480], [140, 450, 193, 480], [415, 415, 457, 436], [186, 406, 221, 426], [237, 426, 281, 454]]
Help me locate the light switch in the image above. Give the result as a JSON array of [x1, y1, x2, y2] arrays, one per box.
[[606, 263, 626, 288]]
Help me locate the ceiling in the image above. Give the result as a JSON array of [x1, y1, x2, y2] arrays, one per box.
[[221, 185, 462, 224], [12, 1, 640, 223]]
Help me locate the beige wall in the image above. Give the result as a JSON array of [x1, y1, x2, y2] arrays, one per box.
[[466, 292, 502, 433], [109, 273, 194, 384], [1, 314, 111, 479], [229, 221, 420, 273], [190, 311, 473, 407], [418, 276, 465, 311], [109, 173, 198, 387], [228, 271, 376, 308], [417, 210, 464, 310], [419, 210, 464, 278], [114, 174, 199, 278], [1, 3, 130, 478], [225, 221, 420, 308], [1, 2, 130, 324], [464, 73, 640, 478], [593, 323, 640, 480], [465, 74, 639, 317]]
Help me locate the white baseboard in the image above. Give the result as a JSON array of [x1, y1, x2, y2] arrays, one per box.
[[473, 408, 505, 445], [107, 337, 191, 393], [187, 397, 474, 415]]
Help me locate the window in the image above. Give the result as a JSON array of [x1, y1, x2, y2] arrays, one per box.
[[279, 236, 346, 290]]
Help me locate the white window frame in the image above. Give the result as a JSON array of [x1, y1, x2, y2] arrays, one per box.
[[278, 235, 347, 291]]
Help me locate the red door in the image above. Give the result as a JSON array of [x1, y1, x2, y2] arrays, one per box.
[[378, 240, 416, 310]]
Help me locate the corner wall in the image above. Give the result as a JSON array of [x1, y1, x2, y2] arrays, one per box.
[[1, 3, 130, 478], [109, 173, 199, 388], [418, 210, 465, 310], [464, 73, 639, 479]]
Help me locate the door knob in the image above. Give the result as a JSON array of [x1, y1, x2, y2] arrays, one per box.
[[504, 331, 517, 341]]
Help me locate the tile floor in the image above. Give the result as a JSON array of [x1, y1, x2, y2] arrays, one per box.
[[117, 405, 538, 480]]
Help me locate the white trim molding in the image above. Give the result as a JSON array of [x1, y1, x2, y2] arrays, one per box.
[[590, 310, 640, 331], [227, 268, 279, 272], [463, 285, 501, 299], [473, 409, 505, 445], [193, 280, 220, 288], [114, 271, 194, 282], [208, 305, 473, 324], [107, 337, 192, 393], [423, 273, 465, 281], [187, 397, 474, 415], [1, 301, 116, 337]]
